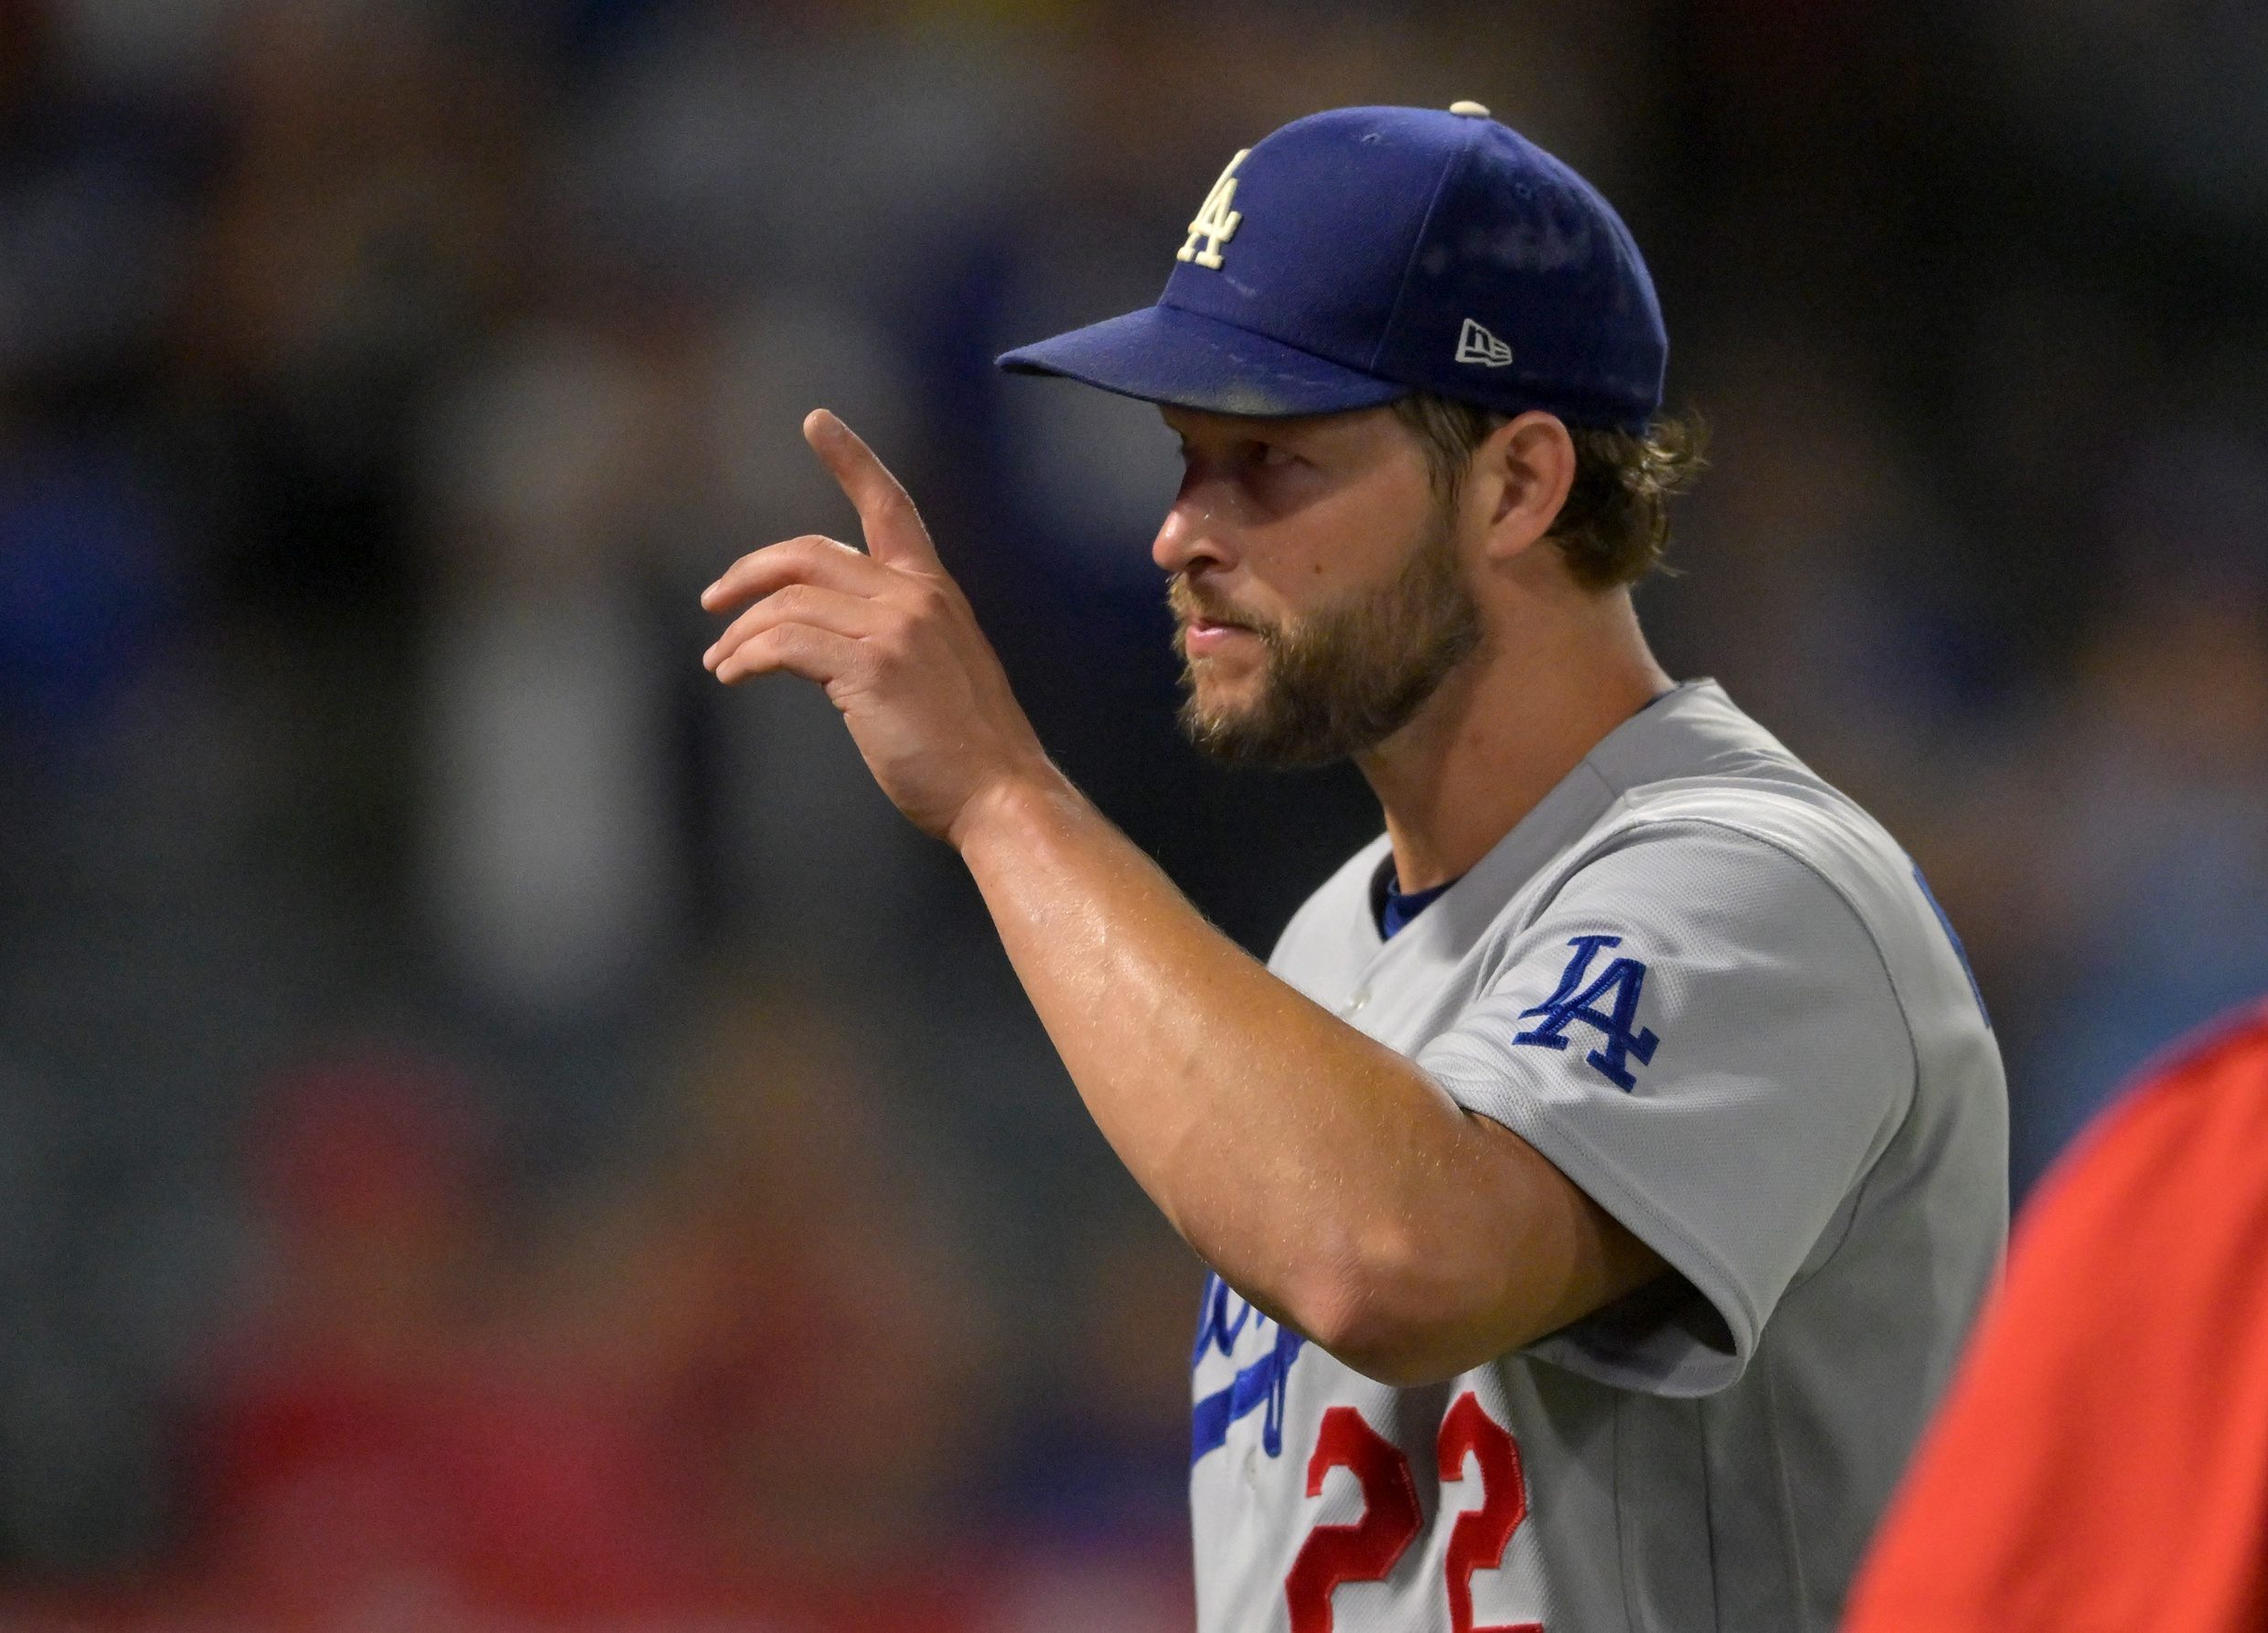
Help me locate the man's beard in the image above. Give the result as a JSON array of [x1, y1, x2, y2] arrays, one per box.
[[1170, 503, 1483, 769]]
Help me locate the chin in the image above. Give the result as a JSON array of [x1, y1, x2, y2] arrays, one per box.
[[1188, 671, 1264, 721], [1190, 694, 1282, 750]]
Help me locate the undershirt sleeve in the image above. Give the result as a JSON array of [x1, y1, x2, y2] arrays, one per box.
[[1416, 819, 1915, 1395]]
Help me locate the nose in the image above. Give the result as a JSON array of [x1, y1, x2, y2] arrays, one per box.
[[1151, 485, 1238, 578]]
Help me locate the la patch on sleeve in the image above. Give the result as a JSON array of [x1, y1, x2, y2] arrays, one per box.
[[1510, 934, 1660, 1090]]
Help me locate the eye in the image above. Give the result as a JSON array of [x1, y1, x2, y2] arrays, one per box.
[[1246, 441, 1298, 469]]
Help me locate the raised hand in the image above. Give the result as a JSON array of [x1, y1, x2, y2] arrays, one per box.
[[701, 410, 1057, 844]]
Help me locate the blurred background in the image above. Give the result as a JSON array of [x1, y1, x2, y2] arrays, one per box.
[[0, 0, 2263, 1626]]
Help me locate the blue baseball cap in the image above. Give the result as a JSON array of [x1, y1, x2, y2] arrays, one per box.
[[996, 103, 1665, 432]]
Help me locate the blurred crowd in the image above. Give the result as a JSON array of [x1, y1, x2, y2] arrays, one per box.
[[0, 0, 2263, 1627]]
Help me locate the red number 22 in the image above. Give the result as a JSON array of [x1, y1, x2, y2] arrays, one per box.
[[1284, 1393, 1541, 1633]]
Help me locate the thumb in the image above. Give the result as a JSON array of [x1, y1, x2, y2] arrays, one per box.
[[804, 410, 941, 569]]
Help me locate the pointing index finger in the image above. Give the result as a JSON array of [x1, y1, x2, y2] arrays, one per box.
[[803, 409, 940, 569]]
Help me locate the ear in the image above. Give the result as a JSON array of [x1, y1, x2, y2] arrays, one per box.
[[1469, 411, 1577, 565]]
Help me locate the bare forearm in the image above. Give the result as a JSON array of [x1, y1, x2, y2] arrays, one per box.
[[951, 774, 1642, 1377]]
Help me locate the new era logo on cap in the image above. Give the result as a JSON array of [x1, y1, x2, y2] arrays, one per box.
[[1455, 318, 1514, 368]]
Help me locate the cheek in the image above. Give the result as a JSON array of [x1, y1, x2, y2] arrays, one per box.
[[1224, 553, 1332, 638], [1250, 519, 1391, 609], [1302, 478, 1438, 581], [1231, 460, 1439, 608]]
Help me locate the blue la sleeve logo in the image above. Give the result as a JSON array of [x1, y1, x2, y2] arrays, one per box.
[[1511, 934, 1660, 1091]]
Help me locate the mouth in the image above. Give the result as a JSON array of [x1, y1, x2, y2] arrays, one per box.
[[1182, 614, 1261, 658]]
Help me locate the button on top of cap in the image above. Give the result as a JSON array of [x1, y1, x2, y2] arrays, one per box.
[[1448, 101, 1491, 117]]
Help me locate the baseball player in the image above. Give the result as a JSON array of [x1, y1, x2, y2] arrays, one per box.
[[701, 103, 2006, 1632]]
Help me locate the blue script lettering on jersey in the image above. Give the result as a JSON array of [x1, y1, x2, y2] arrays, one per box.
[[1511, 933, 1661, 1090], [1190, 1271, 1305, 1467]]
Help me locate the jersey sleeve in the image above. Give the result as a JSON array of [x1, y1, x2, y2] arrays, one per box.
[[1415, 818, 1914, 1395]]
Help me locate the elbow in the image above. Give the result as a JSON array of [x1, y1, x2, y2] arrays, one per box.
[[1294, 1225, 1511, 1390], [1316, 1323, 1466, 1391]]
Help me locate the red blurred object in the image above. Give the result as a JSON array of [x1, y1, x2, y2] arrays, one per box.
[[188, 1049, 695, 1622], [1845, 1000, 2268, 1632], [166, 1027, 1005, 1630], [247, 1052, 482, 1242]]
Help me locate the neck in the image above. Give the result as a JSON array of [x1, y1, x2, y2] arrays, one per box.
[[1356, 589, 1672, 892]]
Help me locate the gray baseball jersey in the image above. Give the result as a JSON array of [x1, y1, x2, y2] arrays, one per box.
[[1189, 679, 2006, 1633]]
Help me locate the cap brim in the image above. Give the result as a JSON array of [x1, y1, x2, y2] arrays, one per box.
[[996, 303, 1407, 418]]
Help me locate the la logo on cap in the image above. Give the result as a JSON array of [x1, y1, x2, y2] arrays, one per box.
[[1456, 318, 1514, 368], [1178, 151, 1248, 270]]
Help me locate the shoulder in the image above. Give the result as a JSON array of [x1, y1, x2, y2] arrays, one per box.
[[1551, 682, 1925, 946], [1545, 775, 1907, 948], [1500, 758, 1961, 1094], [1620, 728, 1898, 869], [1490, 799, 1914, 1065], [1558, 751, 1937, 981]]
